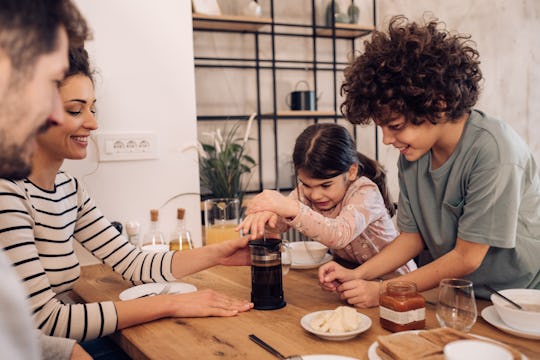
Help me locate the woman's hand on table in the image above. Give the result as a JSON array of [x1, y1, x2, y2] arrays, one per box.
[[168, 289, 253, 317], [116, 287, 253, 329]]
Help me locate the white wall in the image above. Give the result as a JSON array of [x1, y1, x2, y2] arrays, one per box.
[[64, 0, 203, 263]]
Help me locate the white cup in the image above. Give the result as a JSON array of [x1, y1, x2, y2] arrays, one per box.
[[289, 241, 328, 264]]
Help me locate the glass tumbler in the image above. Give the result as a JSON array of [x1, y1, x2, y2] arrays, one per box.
[[204, 198, 241, 245], [436, 278, 477, 332]]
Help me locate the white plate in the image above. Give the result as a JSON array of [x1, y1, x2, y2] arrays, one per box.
[[301, 356, 358, 360], [367, 330, 528, 360], [292, 253, 333, 269], [444, 339, 513, 360], [301, 310, 372, 341], [482, 305, 540, 340], [119, 282, 197, 301]]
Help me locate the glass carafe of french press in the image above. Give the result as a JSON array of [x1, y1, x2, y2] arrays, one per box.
[[248, 238, 286, 310]]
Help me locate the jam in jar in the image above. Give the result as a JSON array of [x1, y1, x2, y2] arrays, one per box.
[[379, 280, 425, 332]]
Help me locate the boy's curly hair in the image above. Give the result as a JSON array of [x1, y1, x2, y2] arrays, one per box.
[[340, 15, 483, 126]]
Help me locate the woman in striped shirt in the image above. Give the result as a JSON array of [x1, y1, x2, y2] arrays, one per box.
[[0, 47, 253, 343]]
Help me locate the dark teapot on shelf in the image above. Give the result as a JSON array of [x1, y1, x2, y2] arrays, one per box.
[[286, 80, 318, 111]]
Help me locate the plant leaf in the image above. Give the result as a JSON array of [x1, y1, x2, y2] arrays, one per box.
[[198, 120, 258, 197]]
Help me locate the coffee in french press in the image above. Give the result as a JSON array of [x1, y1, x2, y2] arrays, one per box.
[[248, 238, 286, 310]]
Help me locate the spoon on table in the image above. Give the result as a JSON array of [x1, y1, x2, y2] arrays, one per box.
[[484, 285, 522, 309]]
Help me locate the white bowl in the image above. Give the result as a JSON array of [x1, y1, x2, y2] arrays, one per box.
[[490, 288, 540, 332], [300, 310, 372, 341], [289, 241, 328, 264], [444, 340, 512, 360]]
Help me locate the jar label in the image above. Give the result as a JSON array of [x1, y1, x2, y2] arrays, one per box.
[[379, 306, 425, 325]]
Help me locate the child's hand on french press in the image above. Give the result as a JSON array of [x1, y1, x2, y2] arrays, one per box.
[[246, 190, 299, 219], [236, 211, 278, 239]]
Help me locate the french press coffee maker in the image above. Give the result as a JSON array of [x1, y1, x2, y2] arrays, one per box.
[[248, 238, 286, 310]]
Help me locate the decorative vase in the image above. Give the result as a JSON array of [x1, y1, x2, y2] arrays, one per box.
[[335, 13, 350, 24], [325, 0, 340, 27], [347, 0, 360, 24]]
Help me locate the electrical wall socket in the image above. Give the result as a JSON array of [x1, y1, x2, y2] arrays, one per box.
[[94, 132, 158, 162]]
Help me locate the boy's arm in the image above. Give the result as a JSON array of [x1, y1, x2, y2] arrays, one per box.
[[378, 237, 489, 292], [353, 232, 425, 280], [327, 235, 490, 308]]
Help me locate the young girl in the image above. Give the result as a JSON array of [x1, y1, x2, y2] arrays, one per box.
[[238, 123, 416, 274]]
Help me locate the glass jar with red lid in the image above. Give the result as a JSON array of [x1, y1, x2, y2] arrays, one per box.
[[379, 280, 426, 332]]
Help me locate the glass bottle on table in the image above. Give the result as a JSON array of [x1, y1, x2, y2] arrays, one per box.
[[169, 208, 193, 251], [142, 209, 168, 252]]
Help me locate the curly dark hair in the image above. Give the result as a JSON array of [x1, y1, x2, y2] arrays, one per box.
[[340, 15, 482, 126]]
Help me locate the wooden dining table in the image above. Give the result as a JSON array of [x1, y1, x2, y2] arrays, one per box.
[[74, 263, 540, 360]]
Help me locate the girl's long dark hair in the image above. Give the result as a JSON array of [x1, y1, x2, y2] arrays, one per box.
[[293, 123, 395, 217]]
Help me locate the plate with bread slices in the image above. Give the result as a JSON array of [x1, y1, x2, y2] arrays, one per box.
[[367, 328, 527, 360]]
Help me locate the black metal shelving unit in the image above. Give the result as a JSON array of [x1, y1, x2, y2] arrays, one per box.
[[193, 0, 376, 195]]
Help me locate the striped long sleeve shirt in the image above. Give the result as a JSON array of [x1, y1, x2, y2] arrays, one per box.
[[0, 172, 176, 341]]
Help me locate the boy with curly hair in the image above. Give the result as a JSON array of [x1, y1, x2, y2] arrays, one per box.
[[318, 15, 540, 307]]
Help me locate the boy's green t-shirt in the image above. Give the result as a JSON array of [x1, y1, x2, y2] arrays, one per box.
[[397, 110, 540, 298]]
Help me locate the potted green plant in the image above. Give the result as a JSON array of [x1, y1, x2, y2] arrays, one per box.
[[198, 113, 257, 206]]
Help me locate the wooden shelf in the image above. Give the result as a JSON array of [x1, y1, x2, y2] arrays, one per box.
[[193, 13, 272, 32], [316, 23, 374, 39]]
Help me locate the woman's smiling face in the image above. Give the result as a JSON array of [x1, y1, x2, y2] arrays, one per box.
[[36, 74, 97, 161]]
